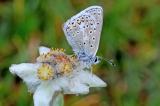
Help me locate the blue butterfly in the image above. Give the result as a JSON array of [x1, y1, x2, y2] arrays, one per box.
[[63, 6, 114, 67]]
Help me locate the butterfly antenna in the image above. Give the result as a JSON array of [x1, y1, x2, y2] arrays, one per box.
[[99, 57, 116, 67]]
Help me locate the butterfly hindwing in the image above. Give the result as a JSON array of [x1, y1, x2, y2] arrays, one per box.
[[63, 6, 103, 58]]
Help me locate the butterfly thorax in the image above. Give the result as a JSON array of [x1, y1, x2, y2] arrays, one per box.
[[77, 52, 100, 67]]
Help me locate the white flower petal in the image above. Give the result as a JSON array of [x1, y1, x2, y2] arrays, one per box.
[[54, 77, 89, 94], [9, 63, 41, 92], [33, 81, 61, 106], [68, 79, 89, 94], [53, 77, 70, 93], [39, 46, 50, 55], [75, 71, 107, 87], [70, 81, 89, 94]]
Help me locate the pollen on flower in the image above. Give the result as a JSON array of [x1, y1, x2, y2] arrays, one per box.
[[37, 47, 80, 76], [54, 55, 70, 63], [70, 55, 77, 62], [51, 48, 66, 54], [36, 48, 66, 63], [37, 64, 54, 80], [58, 62, 73, 76]]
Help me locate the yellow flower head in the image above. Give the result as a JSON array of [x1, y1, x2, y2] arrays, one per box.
[[37, 64, 54, 80]]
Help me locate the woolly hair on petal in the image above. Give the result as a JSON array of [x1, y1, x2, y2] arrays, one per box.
[[54, 76, 89, 94], [68, 79, 89, 94], [74, 71, 107, 87], [9, 63, 41, 92], [33, 81, 61, 106], [52, 77, 70, 93]]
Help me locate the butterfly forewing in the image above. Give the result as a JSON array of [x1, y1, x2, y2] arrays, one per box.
[[63, 6, 103, 57]]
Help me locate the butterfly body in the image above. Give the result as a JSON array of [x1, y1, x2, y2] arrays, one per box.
[[63, 6, 103, 67], [77, 51, 100, 66]]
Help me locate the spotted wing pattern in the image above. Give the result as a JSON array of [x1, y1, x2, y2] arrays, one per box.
[[63, 6, 103, 57]]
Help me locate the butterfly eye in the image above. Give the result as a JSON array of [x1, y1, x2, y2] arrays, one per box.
[[94, 57, 98, 63]]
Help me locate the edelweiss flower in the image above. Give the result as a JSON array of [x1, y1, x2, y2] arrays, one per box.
[[9, 46, 106, 106]]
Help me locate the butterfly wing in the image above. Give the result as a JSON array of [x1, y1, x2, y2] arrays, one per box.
[[63, 6, 103, 57]]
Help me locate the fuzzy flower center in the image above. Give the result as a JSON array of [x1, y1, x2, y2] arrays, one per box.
[[58, 62, 73, 75], [37, 64, 54, 80], [36, 48, 80, 77], [36, 48, 66, 63]]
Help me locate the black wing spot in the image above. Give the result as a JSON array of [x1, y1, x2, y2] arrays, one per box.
[[89, 30, 93, 34], [78, 22, 81, 25], [98, 9, 101, 12]]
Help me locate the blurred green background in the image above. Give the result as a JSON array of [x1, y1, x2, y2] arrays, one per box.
[[0, 0, 160, 106]]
